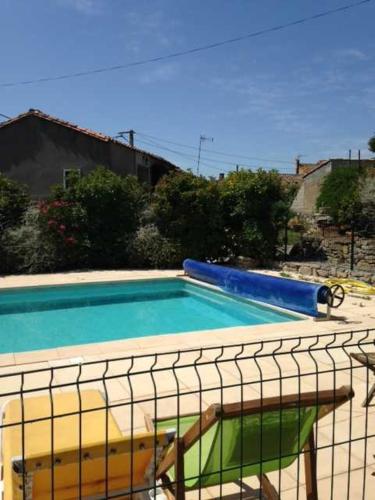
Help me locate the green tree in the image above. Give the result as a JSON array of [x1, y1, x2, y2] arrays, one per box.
[[55, 167, 145, 267], [316, 167, 361, 224], [0, 173, 30, 230], [369, 135, 375, 154], [152, 171, 226, 262], [219, 169, 290, 261]]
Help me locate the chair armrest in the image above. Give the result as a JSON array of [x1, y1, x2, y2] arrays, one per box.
[[144, 413, 155, 432]]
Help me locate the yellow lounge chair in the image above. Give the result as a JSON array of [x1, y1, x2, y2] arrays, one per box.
[[1, 390, 175, 499]]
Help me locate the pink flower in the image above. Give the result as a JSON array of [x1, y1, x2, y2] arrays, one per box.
[[65, 236, 77, 246], [48, 219, 56, 226], [59, 224, 66, 232]]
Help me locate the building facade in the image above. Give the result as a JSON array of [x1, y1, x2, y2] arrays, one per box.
[[292, 158, 375, 215], [0, 109, 179, 198]]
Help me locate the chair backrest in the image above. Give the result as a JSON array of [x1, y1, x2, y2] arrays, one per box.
[[2, 390, 175, 499], [156, 386, 353, 489], [11, 431, 175, 499]]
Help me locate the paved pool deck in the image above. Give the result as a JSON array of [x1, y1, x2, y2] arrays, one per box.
[[0, 269, 375, 498]]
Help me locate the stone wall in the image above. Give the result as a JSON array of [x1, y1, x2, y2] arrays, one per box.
[[322, 236, 375, 272], [282, 261, 375, 284]]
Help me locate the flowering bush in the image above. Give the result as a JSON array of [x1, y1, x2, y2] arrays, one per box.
[[55, 166, 146, 267], [37, 199, 89, 270]]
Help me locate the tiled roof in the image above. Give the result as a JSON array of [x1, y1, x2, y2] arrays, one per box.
[[0, 109, 179, 169], [279, 173, 303, 184], [302, 160, 330, 178]]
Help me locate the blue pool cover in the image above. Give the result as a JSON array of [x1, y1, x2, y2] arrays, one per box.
[[183, 259, 331, 317]]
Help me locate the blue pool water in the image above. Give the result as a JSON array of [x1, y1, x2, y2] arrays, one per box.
[[0, 279, 300, 353]]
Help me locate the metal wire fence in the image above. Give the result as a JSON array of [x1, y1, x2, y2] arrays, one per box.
[[1, 328, 374, 499]]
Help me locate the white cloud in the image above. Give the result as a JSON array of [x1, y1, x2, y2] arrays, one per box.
[[208, 75, 311, 133], [56, 0, 102, 14], [139, 63, 179, 85], [335, 48, 369, 61], [124, 8, 182, 49]]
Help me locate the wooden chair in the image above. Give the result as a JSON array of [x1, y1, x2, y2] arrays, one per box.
[[1, 390, 175, 499], [145, 386, 354, 500]]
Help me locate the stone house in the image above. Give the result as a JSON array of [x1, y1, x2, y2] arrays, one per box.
[[292, 158, 375, 216], [0, 109, 179, 198]]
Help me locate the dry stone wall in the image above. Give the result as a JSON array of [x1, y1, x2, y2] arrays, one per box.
[[281, 261, 375, 284], [322, 236, 375, 272]]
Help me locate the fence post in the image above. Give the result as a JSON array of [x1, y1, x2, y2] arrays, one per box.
[[350, 220, 355, 271], [284, 219, 288, 262]]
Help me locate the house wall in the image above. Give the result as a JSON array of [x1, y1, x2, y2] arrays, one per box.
[[292, 159, 375, 215], [0, 115, 171, 198], [292, 162, 332, 214]]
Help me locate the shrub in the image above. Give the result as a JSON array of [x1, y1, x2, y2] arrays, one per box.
[[128, 224, 182, 268], [54, 167, 146, 267], [1, 207, 57, 274], [37, 199, 89, 270], [359, 172, 375, 232], [219, 169, 290, 261], [152, 171, 226, 261], [369, 135, 375, 154], [316, 167, 361, 224], [0, 173, 30, 230]]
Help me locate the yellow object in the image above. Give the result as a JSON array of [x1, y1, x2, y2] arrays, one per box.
[[1, 390, 174, 499], [325, 278, 375, 296]]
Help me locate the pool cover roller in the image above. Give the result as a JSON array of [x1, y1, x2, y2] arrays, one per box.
[[183, 259, 331, 317]]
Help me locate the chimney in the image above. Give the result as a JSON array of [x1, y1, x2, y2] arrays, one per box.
[[218, 173, 225, 181], [295, 158, 301, 175]]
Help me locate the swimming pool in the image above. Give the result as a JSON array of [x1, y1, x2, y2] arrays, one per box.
[[0, 278, 301, 353]]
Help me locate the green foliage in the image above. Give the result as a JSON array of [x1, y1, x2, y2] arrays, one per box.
[[219, 169, 290, 261], [152, 171, 226, 261], [369, 135, 375, 153], [56, 166, 146, 267], [38, 199, 89, 270], [1, 207, 57, 274], [151, 169, 291, 264], [359, 173, 375, 230], [0, 173, 30, 230], [128, 224, 182, 268], [0, 166, 295, 274], [316, 167, 361, 224]]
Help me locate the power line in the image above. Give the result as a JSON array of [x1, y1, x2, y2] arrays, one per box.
[[137, 136, 294, 170], [136, 131, 292, 164], [137, 137, 293, 173], [136, 138, 224, 171], [136, 138, 234, 172], [0, 113, 11, 120], [1, 0, 371, 88]]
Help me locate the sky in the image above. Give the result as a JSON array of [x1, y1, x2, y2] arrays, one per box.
[[1, 0, 375, 175]]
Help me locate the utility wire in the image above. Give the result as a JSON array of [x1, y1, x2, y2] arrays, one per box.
[[137, 137, 292, 173], [137, 136, 294, 171], [136, 138, 234, 172], [0, 113, 11, 120], [136, 131, 292, 164], [0, 0, 371, 87]]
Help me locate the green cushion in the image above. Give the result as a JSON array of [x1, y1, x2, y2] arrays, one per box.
[[156, 406, 318, 489]]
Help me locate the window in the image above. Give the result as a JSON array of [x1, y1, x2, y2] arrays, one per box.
[[63, 169, 81, 189]]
